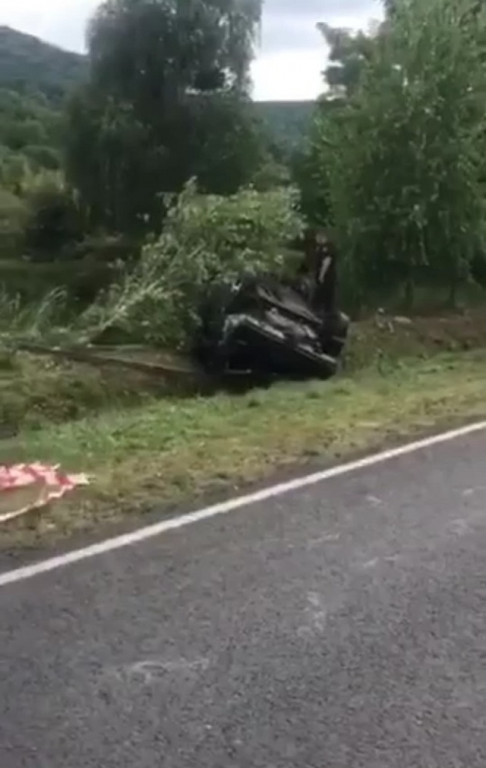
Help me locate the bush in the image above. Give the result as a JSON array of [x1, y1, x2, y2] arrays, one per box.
[[75, 181, 304, 348], [0, 259, 122, 307], [0, 188, 27, 258], [65, 234, 139, 264], [22, 144, 60, 171], [22, 171, 82, 258], [0, 151, 29, 194]]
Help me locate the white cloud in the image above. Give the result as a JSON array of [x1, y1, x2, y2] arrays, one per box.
[[252, 6, 384, 100], [0, 0, 98, 50], [0, 0, 383, 100], [251, 49, 324, 101]]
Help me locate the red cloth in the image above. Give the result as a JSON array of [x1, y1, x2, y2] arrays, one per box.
[[0, 463, 89, 523]]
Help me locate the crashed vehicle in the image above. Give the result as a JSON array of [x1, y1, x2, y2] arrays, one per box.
[[193, 231, 350, 380]]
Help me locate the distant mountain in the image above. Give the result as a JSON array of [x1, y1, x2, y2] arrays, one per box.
[[255, 100, 315, 154], [0, 26, 87, 102], [0, 26, 314, 149]]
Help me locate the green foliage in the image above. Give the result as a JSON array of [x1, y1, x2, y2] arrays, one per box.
[[156, 181, 303, 282], [0, 189, 27, 257], [1, 26, 317, 163], [0, 286, 68, 342], [255, 101, 315, 156], [0, 26, 86, 101], [296, 21, 385, 227], [88, 0, 261, 100], [2, 183, 302, 348], [22, 145, 60, 171], [0, 258, 124, 307], [293, 100, 343, 225], [65, 87, 156, 234], [0, 87, 63, 186], [74, 182, 304, 348], [0, 30, 80, 192], [0, 31, 82, 261], [0, 151, 29, 193], [318, 22, 383, 99], [65, 86, 270, 234], [305, 0, 486, 309], [251, 156, 291, 191], [66, 0, 266, 235], [22, 172, 82, 257], [177, 94, 270, 196]]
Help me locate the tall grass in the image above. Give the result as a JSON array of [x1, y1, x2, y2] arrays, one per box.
[[0, 286, 69, 345]]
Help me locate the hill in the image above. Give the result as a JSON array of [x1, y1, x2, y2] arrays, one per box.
[[0, 26, 314, 151], [255, 100, 315, 154], [0, 27, 86, 188], [0, 26, 87, 102]]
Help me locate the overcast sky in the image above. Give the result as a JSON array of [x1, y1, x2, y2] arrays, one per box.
[[0, 0, 384, 100]]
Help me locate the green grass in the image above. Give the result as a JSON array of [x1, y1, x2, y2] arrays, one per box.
[[0, 258, 121, 305], [2, 308, 485, 436], [1, 347, 486, 548], [0, 351, 173, 437]]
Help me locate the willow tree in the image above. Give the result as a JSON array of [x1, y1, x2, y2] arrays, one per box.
[[65, 0, 264, 234], [87, 0, 261, 109]]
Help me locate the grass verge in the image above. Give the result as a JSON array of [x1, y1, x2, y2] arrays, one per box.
[[3, 308, 486, 435], [1, 347, 486, 549], [0, 350, 174, 437]]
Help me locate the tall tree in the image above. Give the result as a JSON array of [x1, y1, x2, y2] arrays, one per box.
[[87, 0, 261, 106], [66, 0, 264, 234], [304, 0, 486, 309], [318, 21, 382, 100], [295, 18, 384, 225]]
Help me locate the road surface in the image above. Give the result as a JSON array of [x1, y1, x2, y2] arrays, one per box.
[[1, 429, 486, 767]]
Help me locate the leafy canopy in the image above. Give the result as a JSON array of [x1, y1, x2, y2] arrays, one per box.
[[65, 0, 266, 234], [301, 0, 486, 308]]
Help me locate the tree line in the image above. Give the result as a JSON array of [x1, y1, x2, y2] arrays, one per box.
[[299, 0, 486, 309], [2, 0, 486, 318]]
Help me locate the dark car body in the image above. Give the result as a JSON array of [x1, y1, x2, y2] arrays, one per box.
[[194, 232, 350, 381]]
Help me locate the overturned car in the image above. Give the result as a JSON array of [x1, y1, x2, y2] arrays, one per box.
[[193, 232, 350, 381]]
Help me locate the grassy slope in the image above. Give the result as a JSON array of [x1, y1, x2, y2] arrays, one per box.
[[1, 311, 486, 548]]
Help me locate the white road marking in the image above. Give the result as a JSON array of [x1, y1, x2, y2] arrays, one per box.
[[0, 420, 485, 589], [306, 532, 341, 549], [115, 658, 210, 684], [366, 495, 383, 506]]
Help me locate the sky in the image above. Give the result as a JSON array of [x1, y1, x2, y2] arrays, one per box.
[[0, 0, 384, 100]]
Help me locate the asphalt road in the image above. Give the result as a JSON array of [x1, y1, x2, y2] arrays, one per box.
[[1, 430, 486, 767]]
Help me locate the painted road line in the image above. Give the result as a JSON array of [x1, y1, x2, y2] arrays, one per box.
[[1, 419, 485, 589]]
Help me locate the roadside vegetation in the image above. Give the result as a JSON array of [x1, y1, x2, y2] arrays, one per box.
[[2, 0, 486, 544], [2, 344, 486, 548]]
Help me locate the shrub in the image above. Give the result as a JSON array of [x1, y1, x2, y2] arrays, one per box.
[[0, 188, 27, 258], [22, 144, 60, 171], [22, 171, 82, 258], [65, 234, 139, 264], [75, 181, 304, 348]]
